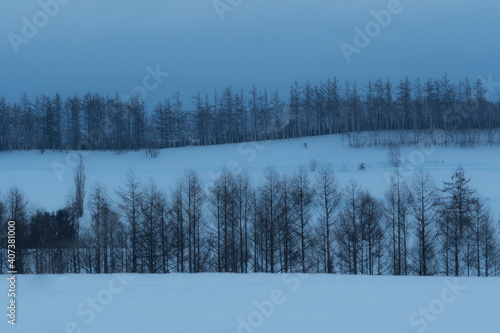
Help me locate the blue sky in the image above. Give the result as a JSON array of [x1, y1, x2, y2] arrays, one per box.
[[1, 0, 498, 108]]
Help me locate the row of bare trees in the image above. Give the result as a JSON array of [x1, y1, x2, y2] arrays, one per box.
[[1, 165, 498, 276], [0, 75, 499, 153]]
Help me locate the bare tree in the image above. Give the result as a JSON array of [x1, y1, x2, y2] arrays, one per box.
[[209, 169, 234, 272], [408, 171, 439, 275], [278, 174, 295, 273], [256, 166, 281, 273], [358, 192, 384, 275], [470, 197, 497, 276], [385, 172, 410, 275], [74, 154, 86, 218], [315, 163, 341, 273], [171, 181, 186, 272], [88, 182, 111, 274], [116, 170, 142, 273], [182, 169, 205, 273], [442, 166, 476, 276], [336, 180, 362, 275], [234, 172, 253, 273], [140, 179, 167, 273], [291, 165, 315, 273]]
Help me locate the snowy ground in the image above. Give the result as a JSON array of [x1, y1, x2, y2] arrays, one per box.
[[1, 273, 499, 333], [0, 134, 499, 215], [1, 136, 500, 332]]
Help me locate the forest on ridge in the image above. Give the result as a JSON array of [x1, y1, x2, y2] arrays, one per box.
[[0, 74, 499, 153]]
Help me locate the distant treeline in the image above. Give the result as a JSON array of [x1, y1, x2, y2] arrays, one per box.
[[0, 162, 498, 276], [0, 74, 499, 152]]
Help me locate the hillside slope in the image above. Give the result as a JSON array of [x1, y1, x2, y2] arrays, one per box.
[[0, 134, 499, 214]]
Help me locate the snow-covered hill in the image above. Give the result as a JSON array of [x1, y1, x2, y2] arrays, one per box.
[[0, 134, 499, 214], [1, 135, 500, 332], [1, 273, 499, 333]]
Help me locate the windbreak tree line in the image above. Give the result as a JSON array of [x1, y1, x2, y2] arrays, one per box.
[[0, 74, 499, 152], [0, 165, 498, 277]]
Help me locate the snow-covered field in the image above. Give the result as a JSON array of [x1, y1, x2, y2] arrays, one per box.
[[1, 273, 499, 333], [1, 135, 500, 332], [0, 134, 499, 215]]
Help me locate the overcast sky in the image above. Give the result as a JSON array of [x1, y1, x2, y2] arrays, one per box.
[[1, 0, 498, 108]]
